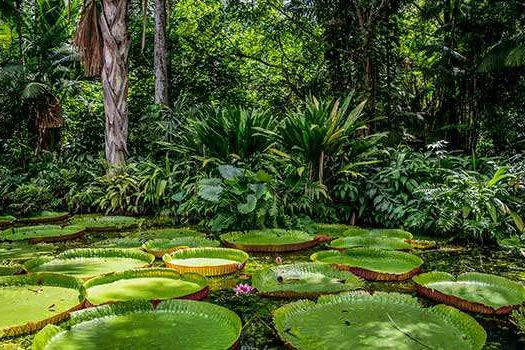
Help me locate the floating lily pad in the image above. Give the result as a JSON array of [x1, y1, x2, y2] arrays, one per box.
[[0, 243, 55, 261], [137, 227, 204, 239], [0, 216, 16, 229], [84, 268, 208, 306], [33, 300, 242, 350], [329, 236, 412, 251], [329, 227, 370, 238], [342, 228, 413, 240], [221, 229, 319, 252], [273, 292, 486, 350], [143, 237, 220, 258], [163, 247, 248, 276], [311, 248, 423, 281], [413, 271, 525, 314], [252, 262, 364, 298], [0, 225, 86, 243], [69, 216, 139, 232], [316, 224, 358, 237], [16, 211, 69, 225], [0, 273, 84, 338], [92, 237, 144, 249], [497, 236, 524, 250], [0, 264, 24, 276], [25, 248, 155, 279]]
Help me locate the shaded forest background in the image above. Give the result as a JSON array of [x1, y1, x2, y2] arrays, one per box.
[[1, 0, 524, 241]]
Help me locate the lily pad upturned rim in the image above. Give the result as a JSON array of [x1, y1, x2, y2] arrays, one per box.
[[83, 268, 209, 306], [328, 236, 412, 251], [273, 291, 486, 350], [0, 272, 85, 338], [0, 225, 87, 244], [32, 299, 242, 350], [142, 237, 221, 258], [310, 248, 423, 281], [341, 228, 414, 240], [92, 237, 145, 249], [220, 229, 319, 252], [0, 216, 16, 229], [16, 211, 69, 225], [413, 271, 525, 314], [138, 227, 204, 239], [0, 264, 25, 276], [24, 248, 156, 279], [163, 247, 249, 276], [315, 224, 359, 237], [252, 262, 364, 298], [69, 216, 140, 232]]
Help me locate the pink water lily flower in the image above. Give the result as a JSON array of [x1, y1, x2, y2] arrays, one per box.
[[233, 283, 256, 295]]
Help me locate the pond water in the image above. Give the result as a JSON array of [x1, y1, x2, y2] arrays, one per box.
[[2, 230, 525, 349]]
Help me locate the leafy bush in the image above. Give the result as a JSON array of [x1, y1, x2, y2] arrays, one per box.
[[178, 164, 280, 231], [172, 106, 278, 163], [415, 167, 523, 240], [277, 94, 381, 185], [7, 182, 57, 215]]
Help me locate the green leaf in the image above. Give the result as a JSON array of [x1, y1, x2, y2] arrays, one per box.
[[198, 179, 223, 202], [237, 194, 257, 214], [218, 165, 243, 180], [248, 183, 267, 199], [510, 212, 525, 233], [210, 214, 235, 232]]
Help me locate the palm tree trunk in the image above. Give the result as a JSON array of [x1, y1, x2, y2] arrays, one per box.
[[154, 0, 168, 104], [100, 0, 129, 165]]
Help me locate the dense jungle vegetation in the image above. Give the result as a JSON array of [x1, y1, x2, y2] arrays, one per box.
[[3, 1, 525, 350], [1, 0, 524, 242]]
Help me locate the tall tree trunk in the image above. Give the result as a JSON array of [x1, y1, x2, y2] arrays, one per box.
[[100, 0, 129, 165], [154, 0, 168, 104], [15, 0, 24, 64]]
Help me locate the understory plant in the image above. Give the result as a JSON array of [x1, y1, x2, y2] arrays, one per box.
[[179, 164, 280, 231], [277, 94, 382, 186], [415, 167, 524, 240]]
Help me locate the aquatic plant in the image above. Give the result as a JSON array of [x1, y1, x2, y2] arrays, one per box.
[[413, 271, 525, 314], [32, 300, 242, 349], [273, 292, 486, 350]]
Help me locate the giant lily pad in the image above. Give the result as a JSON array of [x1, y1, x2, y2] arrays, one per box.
[[25, 248, 155, 279], [0, 243, 55, 261], [0, 216, 16, 229], [143, 237, 220, 258], [33, 300, 242, 350], [273, 292, 486, 350], [16, 211, 69, 225], [316, 224, 359, 237], [497, 236, 524, 250], [163, 247, 248, 276], [413, 271, 525, 314], [342, 228, 413, 240], [252, 262, 364, 298], [83, 268, 208, 306], [329, 236, 412, 251], [311, 248, 423, 281], [92, 237, 144, 249], [221, 229, 320, 252], [0, 225, 86, 243], [138, 227, 204, 239], [0, 273, 84, 338], [69, 216, 139, 232], [0, 264, 24, 276]]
